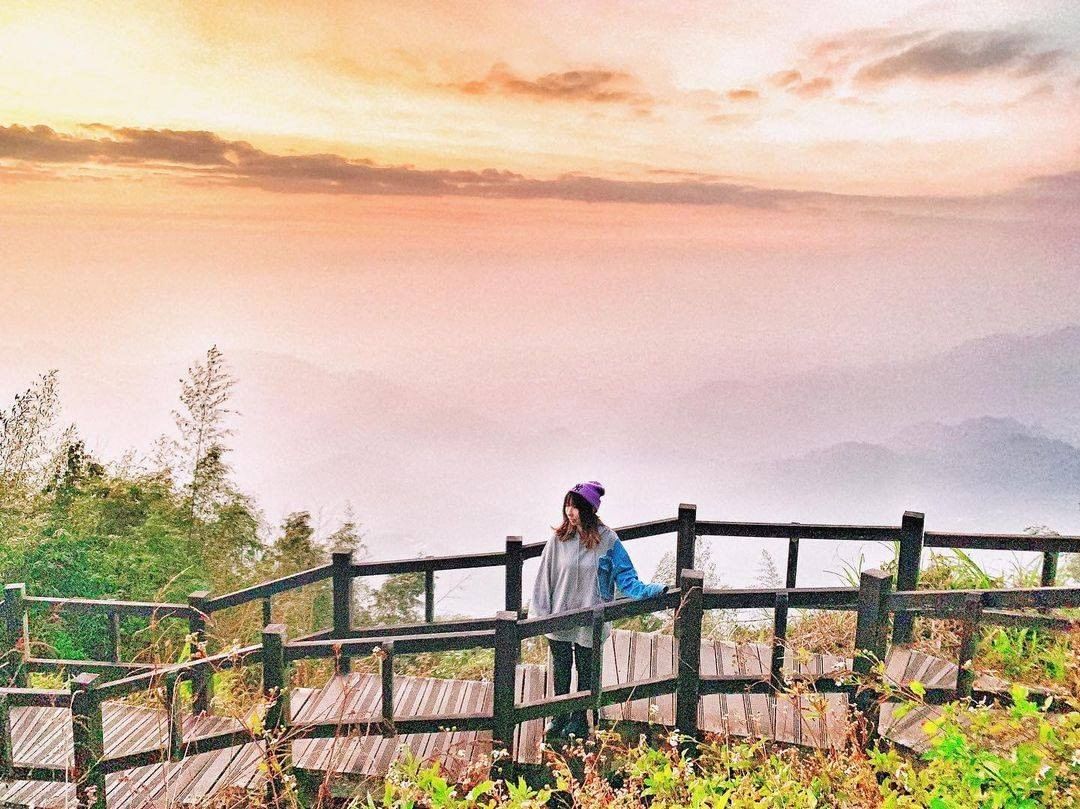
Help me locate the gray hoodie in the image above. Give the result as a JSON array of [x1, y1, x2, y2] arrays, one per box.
[[529, 525, 618, 647]]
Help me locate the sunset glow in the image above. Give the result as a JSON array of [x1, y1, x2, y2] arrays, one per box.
[[3, 1, 1080, 540], [3, 1, 1078, 197]]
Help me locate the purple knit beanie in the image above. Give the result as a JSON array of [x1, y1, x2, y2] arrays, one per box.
[[568, 481, 605, 511]]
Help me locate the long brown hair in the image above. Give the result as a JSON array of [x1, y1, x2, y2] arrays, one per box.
[[554, 491, 604, 549]]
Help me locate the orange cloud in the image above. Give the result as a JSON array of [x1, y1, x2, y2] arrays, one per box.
[[725, 88, 760, 102], [454, 63, 653, 109], [768, 70, 802, 88], [4, 122, 1077, 223], [793, 77, 833, 98]]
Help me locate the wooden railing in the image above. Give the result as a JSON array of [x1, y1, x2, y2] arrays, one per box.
[[2, 506, 1080, 808]]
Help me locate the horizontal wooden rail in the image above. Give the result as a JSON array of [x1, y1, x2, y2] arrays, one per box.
[[351, 551, 506, 577], [701, 586, 859, 611], [204, 564, 333, 613], [888, 586, 1080, 613], [892, 603, 1079, 631], [520, 541, 545, 560], [515, 689, 593, 722], [175, 727, 255, 757], [520, 517, 678, 559], [611, 518, 680, 541], [518, 591, 673, 640], [698, 674, 853, 696], [9, 764, 69, 782], [291, 628, 334, 643], [924, 532, 1080, 553], [614, 673, 685, 709], [23, 596, 194, 620], [914, 685, 1070, 709], [343, 617, 496, 639], [99, 747, 166, 775], [99, 726, 255, 775], [696, 521, 901, 541], [603, 590, 680, 621], [26, 658, 154, 678], [93, 644, 262, 701], [515, 675, 681, 723], [0, 687, 70, 708], [982, 609, 1077, 631], [294, 712, 495, 740], [282, 629, 494, 662]]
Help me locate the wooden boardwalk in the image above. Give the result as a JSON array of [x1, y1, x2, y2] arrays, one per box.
[[878, 645, 1009, 752], [0, 630, 999, 807]]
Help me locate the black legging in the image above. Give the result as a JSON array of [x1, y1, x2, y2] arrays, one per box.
[[549, 640, 594, 727]]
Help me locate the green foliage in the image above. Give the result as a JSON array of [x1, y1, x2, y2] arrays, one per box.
[[350, 701, 1080, 809], [826, 550, 868, 587], [918, 549, 1004, 591], [361, 573, 425, 627], [0, 353, 260, 663], [873, 686, 1080, 808], [363, 731, 884, 808], [0, 370, 64, 501], [904, 549, 1075, 690], [362, 749, 514, 809]]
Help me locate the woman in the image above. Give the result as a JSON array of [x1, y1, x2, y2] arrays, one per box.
[[530, 481, 665, 739]]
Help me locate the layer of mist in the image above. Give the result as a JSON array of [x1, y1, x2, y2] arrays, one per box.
[[2, 324, 1078, 617]]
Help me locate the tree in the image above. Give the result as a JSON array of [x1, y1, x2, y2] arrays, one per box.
[[166, 346, 259, 586], [0, 370, 62, 502], [327, 509, 374, 612], [272, 511, 322, 571], [171, 345, 237, 526], [359, 572, 424, 627]]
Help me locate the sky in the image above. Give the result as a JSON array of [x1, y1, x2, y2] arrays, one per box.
[[2, 2, 1080, 582]]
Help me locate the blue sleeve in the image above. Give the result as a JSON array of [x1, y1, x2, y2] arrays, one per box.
[[607, 540, 665, 600]]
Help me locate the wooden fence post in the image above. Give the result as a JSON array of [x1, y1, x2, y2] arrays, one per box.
[[164, 673, 184, 762], [955, 593, 982, 699], [674, 569, 704, 752], [1040, 552, 1059, 587], [675, 505, 697, 588], [0, 692, 13, 781], [504, 537, 523, 616], [771, 591, 789, 688], [380, 640, 395, 737], [891, 511, 924, 644], [2, 584, 28, 688], [1038, 552, 1058, 615], [331, 550, 355, 674], [785, 536, 800, 589], [70, 672, 105, 809], [853, 569, 893, 737], [424, 566, 435, 623], [590, 605, 605, 701], [492, 611, 519, 771], [187, 590, 212, 714], [262, 623, 289, 807], [106, 611, 121, 664]]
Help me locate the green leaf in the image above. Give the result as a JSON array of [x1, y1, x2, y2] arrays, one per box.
[[466, 781, 494, 802]]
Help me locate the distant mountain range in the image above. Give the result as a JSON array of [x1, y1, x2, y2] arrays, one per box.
[[644, 325, 1080, 463], [739, 416, 1080, 532], [2, 325, 1079, 551]]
